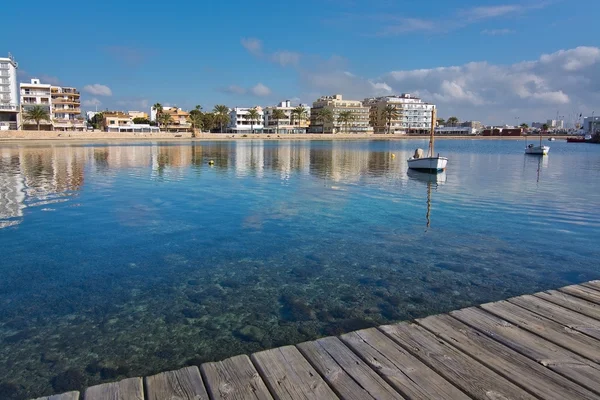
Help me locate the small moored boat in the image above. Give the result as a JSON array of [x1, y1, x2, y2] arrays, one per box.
[[408, 107, 447, 172]]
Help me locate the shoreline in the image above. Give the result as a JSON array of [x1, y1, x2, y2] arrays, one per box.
[[0, 131, 572, 143]]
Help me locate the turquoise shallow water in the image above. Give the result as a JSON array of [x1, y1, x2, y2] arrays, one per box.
[[0, 139, 599, 398]]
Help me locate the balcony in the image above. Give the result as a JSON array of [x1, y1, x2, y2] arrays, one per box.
[[0, 104, 18, 112], [22, 91, 51, 96], [52, 97, 79, 104], [53, 108, 81, 114], [0, 64, 9, 70]]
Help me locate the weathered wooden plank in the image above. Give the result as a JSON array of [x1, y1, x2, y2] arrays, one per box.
[[583, 281, 600, 292], [380, 322, 536, 400], [508, 295, 600, 341], [33, 392, 79, 400], [297, 337, 403, 400], [200, 355, 272, 400], [481, 300, 600, 363], [340, 328, 468, 400], [145, 366, 209, 400], [251, 345, 338, 400], [452, 307, 600, 395], [84, 377, 143, 400], [417, 313, 598, 399], [535, 290, 600, 321], [561, 285, 600, 305]]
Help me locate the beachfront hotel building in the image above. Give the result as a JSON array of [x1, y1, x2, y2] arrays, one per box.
[[51, 85, 85, 131], [150, 106, 192, 132], [20, 79, 53, 130], [308, 94, 372, 134], [0, 54, 19, 130], [263, 100, 310, 134], [363, 94, 434, 134], [227, 107, 264, 133], [20, 78, 85, 131], [103, 111, 159, 133]]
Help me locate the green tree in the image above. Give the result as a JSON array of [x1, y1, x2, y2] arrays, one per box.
[[90, 112, 104, 130], [158, 113, 173, 131], [542, 123, 549, 131], [24, 105, 50, 131], [246, 107, 261, 133], [316, 108, 334, 133], [382, 105, 400, 134], [189, 105, 203, 136], [202, 112, 216, 132], [153, 103, 163, 129], [520, 123, 529, 129], [337, 110, 355, 134], [133, 117, 150, 124], [291, 106, 308, 129], [447, 116, 459, 127], [270, 109, 287, 134], [213, 105, 230, 133], [436, 118, 445, 126]]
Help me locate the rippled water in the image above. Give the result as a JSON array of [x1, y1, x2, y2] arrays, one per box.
[[1, 139, 599, 398]]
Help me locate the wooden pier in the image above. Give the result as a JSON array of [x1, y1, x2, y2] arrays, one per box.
[[35, 281, 600, 400]]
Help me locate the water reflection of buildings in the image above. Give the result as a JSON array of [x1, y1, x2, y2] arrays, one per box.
[[0, 143, 408, 228], [0, 146, 85, 228]]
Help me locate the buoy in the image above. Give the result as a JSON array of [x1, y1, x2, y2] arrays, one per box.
[[208, 160, 214, 165], [391, 154, 396, 158]]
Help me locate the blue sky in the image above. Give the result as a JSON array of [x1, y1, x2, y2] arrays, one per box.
[[3, 0, 599, 124]]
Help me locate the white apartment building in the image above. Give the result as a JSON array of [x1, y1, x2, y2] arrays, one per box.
[[308, 94, 372, 134], [0, 54, 19, 130], [546, 119, 564, 129], [363, 94, 434, 134], [20, 79, 53, 130], [20, 78, 85, 131], [227, 107, 264, 133], [584, 116, 600, 135], [263, 100, 310, 133]]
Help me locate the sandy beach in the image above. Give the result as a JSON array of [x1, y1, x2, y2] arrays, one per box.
[[0, 129, 569, 143]]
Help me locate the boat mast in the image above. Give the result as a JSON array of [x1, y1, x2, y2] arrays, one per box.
[[429, 107, 436, 157]]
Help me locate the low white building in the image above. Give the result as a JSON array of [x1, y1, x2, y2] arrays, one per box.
[[105, 123, 160, 133], [436, 126, 478, 135], [263, 100, 310, 133], [228, 107, 264, 133]]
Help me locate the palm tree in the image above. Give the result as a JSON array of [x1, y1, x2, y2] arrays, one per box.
[[291, 106, 308, 131], [246, 107, 261, 133], [382, 105, 400, 134], [520, 123, 529, 130], [542, 123, 549, 132], [24, 105, 50, 131], [153, 103, 163, 129], [271, 109, 287, 134], [158, 113, 173, 132], [188, 107, 204, 136], [213, 105, 230, 133], [447, 116, 459, 127], [337, 110, 355, 134], [316, 108, 334, 133]]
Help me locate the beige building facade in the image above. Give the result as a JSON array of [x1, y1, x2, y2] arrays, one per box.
[[308, 94, 372, 134], [263, 100, 310, 133]]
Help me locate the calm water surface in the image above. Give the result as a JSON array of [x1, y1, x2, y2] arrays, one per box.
[[1, 139, 599, 398]]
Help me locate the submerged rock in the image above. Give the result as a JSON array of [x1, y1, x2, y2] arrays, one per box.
[[235, 325, 265, 342], [0, 382, 25, 400], [280, 295, 314, 321], [51, 369, 85, 392]]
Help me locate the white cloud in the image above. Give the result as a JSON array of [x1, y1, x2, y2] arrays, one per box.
[[271, 51, 301, 66], [83, 84, 112, 96], [481, 28, 515, 35], [83, 98, 102, 107], [300, 46, 600, 124], [221, 85, 247, 95], [251, 83, 271, 97], [241, 38, 263, 56]]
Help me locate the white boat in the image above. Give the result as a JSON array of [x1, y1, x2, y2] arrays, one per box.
[[525, 128, 550, 155], [408, 107, 447, 172], [548, 137, 555, 141], [407, 156, 448, 172], [525, 145, 550, 155]]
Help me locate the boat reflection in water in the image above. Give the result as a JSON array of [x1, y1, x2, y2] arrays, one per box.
[[407, 170, 447, 230]]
